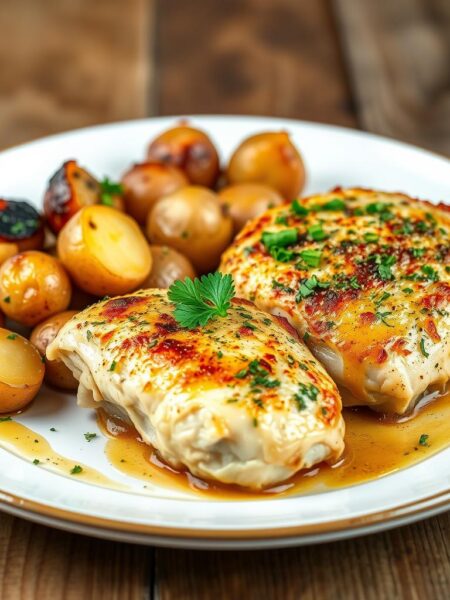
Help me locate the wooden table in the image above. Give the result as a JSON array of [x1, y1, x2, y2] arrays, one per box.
[[0, 1, 449, 598]]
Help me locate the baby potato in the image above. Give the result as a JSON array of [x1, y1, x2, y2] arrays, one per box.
[[227, 131, 305, 200], [0, 242, 18, 266], [147, 125, 220, 188], [121, 162, 188, 224], [58, 205, 152, 296], [0, 251, 72, 326], [30, 311, 78, 390], [218, 183, 284, 234], [0, 327, 45, 413], [142, 245, 196, 289], [146, 186, 232, 274], [44, 160, 100, 234], [0, 199, 45, 252]]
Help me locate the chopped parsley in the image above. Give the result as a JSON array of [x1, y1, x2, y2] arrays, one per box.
[[0, 416, 12, 422], [262, 229, 298, 249], [109, 360, 117, 372], [272, 279, 294, 294], [294, 383, 319, 410], [100, 177, 123, 206], [419, 338, 429, 358], [32, 459, 40, 465], [363, 232, 379, 243], [296, 276, 330, 301], [3, 296, 10, 303], [298, 249, 322, 268], [7, 333, 17, 340], [370, 253, 396, 280], [307, 223, 328, 242], [70, 465, 83, 475], [84, 432, 97, 442], [418, 434, 429, 447], [291, 199, 308, 216]]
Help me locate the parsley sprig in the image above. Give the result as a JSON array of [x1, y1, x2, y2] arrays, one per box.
[[168, 273, 235, 329], [100, 177, 123, 206]]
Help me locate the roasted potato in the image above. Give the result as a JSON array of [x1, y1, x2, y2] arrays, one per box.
[[142, 245, 196, 289], [58, 205, 152, 296], [0, 327, 45, 413], [121, 162, 188, 224], [218, 183, 284, 234], [31, 311, 78, 390], [44, 160, 100, 234], [227, 131, 305, 200], [0, 198, 45, 252], [0, 251, 72, 326], [146, 186, 232, 274], [147, 125, 220, 188]]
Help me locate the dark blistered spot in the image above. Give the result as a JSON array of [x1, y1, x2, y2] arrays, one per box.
[[155, 338, 195, 363], [102, 296, 146, 320], [154, 313, 180, 334]]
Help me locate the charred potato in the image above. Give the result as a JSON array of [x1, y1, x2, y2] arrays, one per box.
[[218, 183, 284, 234], [227, 131, 305, 200], [146, 186, 232, 274], [121, 162, 188, 224], [44, 160, 100, 234], [0, 199, 45, 252], [58, 205, 152, 296], [0, 327, 45, 412], [0, 251, 72, 326], [31, 311, 78, 390], [142, 245, 196, 289], [147, 125, 220, 187]]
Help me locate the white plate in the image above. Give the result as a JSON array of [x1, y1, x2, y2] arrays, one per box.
[[0, 116, 448, 549]]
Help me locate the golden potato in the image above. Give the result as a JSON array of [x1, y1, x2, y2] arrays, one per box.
[[0, 199, 45, 252], [0, 251, 72, 326], [142, 245, 196, 289], [218, 183, 285, 234], [58, 205, 152, 296], [227, 131, 305, 200], [0, 242, 18, 266], [122, 162, 188, 225], [147, 125, 220, 187], [0, 327, 45, 413], [146, 186, 232, 274], [30, 311, 78, 390]]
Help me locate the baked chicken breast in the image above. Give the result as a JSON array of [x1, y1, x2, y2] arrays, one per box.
[[220, 188, 450, 414], [47, 289, 344, 489]]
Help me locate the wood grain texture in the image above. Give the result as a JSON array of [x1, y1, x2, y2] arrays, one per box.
[[0, 517, 152, 600], [0, 0, 153, 150], [156, 513, 450, 600], [156, 0, 357, 127], [333, 0, 450, 155]]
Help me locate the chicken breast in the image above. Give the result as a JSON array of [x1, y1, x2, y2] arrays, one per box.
[[220, 188, 450, 415], [47, 289, 344, 489]]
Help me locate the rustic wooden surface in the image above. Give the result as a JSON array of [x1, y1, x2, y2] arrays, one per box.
[[0, 1, 449, 599]]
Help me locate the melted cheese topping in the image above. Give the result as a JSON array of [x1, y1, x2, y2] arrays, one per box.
[[220, 188, 450, 414], [47, 290, 344, 489]]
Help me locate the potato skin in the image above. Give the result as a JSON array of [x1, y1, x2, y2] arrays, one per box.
[[141, 245, 196, 289], [58, 205, 152, 296], [44, 160, 100, 234], [0, 327, 45, 413], [147, 126, 220, 188], [0, 199, 45, 252], [227, 131, 305, 200], [0, 251, 72, 326], [122, 162, 188, 224], [30, 311, 78, 390], [146, 186, 233, 274], [218, 183, 284, 234]]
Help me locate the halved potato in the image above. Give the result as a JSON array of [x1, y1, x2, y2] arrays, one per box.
[[0, 327, 45, 413], [58, 205, 152, 296], [30, 311, 78, 390], [0, 251, 72, 326], [141, 245, 196, 289]]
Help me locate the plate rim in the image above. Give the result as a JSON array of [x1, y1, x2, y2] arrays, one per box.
[[0, 115, 449, 546]]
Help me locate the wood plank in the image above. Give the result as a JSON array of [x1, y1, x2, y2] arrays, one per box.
[[333, 0, 450, 154], [156, 513, 450, 600], [0, 517, 153, 600], [156, 0, 357, 127], [0, 0, 153, 150]]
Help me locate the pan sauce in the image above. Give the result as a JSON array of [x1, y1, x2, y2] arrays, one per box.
[[99, 391, 450, 499]]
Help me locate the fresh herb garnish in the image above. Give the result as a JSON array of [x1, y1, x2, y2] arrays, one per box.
[[298, 249, 322, 268], [319, 198, 346, 211], [294, 383, 319, 410], [363, 232, 379, 243], [70, 465, 83, 475], [109, 360, 117, 371], [370, 253, 396, 280], [307, 223, 328, 242], [418, 434, 429, 447], [0, 416, 12, 422], [84, 432, 97, 442], [291, 199, 308, 216], [168, 273, 235, 329], [262, 229, 298, 249], [419, 338, 429, 358], [100, 177, 123, 206], [296, 276, 330, 301], [33, 459, 40, 465], [3, 296, 10, 303], [7, 333, 17, 340], [272, 280, 294, 294]]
